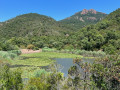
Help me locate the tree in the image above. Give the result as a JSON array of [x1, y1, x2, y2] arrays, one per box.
[[68, 58, 91, 90]]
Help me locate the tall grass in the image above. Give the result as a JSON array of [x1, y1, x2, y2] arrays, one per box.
[[42, 47, 56, 52], [0, 50, 21, 60], [42, 47, 106, 57]]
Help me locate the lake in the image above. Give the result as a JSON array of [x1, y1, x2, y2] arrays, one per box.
[[54, 58, 94, 77]]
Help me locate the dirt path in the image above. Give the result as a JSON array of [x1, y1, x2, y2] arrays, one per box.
[[20, 49, 42, 54]]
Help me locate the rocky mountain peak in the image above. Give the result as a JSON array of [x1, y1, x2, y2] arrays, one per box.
[[81, 9, 97, 15], [88, 9, 97, 14], [81, 9, 89, 14]]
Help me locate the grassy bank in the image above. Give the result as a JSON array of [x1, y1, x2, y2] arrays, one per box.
[[10, 52, 82, 67]]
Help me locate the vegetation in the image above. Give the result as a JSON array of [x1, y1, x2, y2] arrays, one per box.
[[1, 54, 119, 90], [59, 9, 107, 31], [42, 47, 106, 57], [0, 50, 21, 59], [91, 55, 120, 89], [9, 52, 82, 67], [0, 13, 69, 39], [0, 9, 120, 55], [63, 55, 120, 90], [0, 64, 23, 90], [27, 44, 35, 50], [0, 7, 120, 90]]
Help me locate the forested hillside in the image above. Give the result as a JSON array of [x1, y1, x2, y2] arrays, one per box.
[[0, 13, 69, 38], [0, 8, 120, 54], [72, 8, 120, 54]]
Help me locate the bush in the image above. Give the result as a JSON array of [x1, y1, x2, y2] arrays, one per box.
[[42, 47, 56, 52], [8, 50, 22, 56], [33, 47, 39, 51], [27, 44, 35, 50], [103, 44, 116, 54], [0, 65, 23, 90], [91, 55, 120, 89], [34, 69, 47, 77]]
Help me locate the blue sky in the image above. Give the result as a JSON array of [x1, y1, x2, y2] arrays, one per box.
[[0, 0, 120, 22]]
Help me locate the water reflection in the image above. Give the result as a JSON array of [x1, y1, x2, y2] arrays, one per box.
[[54, 58, 94, 77]]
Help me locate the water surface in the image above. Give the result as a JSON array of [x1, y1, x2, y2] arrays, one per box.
[[54, 58, 94, 77]]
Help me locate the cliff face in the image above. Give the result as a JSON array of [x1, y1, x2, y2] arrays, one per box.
[[80, 9, 97, 15], [81, 9, 89, 14]]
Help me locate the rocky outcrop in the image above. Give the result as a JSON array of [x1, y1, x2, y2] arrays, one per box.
[[87, 17, 97, 20], [81, 9, 89, 14], [88, 9, 97, 14], [80, 17, 84, 22], [81, 9, 97, 15]]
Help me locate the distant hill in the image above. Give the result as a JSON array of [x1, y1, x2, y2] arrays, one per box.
[[0, 13, 68, 38], [59, 9, 107, 31]]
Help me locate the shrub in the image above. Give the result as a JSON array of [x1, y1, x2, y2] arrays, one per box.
[[33, 47, 39, 51], [103, 44, 117, 54], [91, 55, 120, 89], [42, 47, 56, 52], [33, 69, 47, 77], [0, 65, 23, 90], [8, 50, 22, 56], [27, 44, 35, 50]]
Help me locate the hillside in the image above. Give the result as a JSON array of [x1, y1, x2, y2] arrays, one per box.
[[71, 8, 120, 53], [0, 13, 68, 38], [79, 8, 120, 33], [59, 9, 107, 31]]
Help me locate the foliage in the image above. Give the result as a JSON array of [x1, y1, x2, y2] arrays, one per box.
[[0, 40, 19, 51], [0, 64, 23, 90], [25, 77, 50, 90], [1, 53, 120, 90], [25, 63, 63, 90], [42, 47, 56, 52], [34, 69, 47, 78], [91, 55, 120, 89], [42, 48, 106, 57], [67, 58, 91, 90], [27, 44, 35, 50]]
